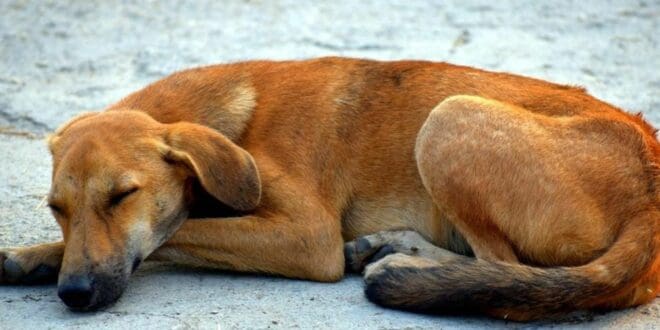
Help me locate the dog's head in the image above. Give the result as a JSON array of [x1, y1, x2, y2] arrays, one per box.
[[46, 110, 260, 310]]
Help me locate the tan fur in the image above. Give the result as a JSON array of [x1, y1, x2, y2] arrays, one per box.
[[0, 57, 657, 319]]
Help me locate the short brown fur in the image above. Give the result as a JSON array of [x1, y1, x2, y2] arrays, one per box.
[[1, 57, 658, 319]]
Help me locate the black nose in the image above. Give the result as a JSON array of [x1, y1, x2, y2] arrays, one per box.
[[58, 275, 94, 309]]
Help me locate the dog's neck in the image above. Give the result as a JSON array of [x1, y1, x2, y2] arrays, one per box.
[[107, 77, 257, 143]]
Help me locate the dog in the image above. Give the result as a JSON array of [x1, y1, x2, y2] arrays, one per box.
[[0, 57, 658, 321]]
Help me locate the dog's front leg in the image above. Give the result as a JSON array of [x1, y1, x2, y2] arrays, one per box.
[[1, 242, 63, 284], [149, 214, 345, 282]]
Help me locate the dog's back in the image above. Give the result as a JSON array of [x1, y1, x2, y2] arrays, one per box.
[[109, 57, 659, 319], [111, 56, 657, 238]]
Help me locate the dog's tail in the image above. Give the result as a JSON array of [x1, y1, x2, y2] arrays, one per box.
[[364, 210, 659, 321]]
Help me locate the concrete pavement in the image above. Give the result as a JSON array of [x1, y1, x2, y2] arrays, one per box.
[[1, 1, 658, 328]]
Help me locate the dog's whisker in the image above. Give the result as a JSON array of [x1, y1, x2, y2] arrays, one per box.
[[35, 195, 48, 210]]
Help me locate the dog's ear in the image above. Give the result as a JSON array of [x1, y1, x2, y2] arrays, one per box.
[[161, 122, 261, 211]]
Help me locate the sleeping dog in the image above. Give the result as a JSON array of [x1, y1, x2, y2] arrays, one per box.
[[1, 57, 658, 321]]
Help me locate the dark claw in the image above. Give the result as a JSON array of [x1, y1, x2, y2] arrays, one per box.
[[366, 245, 395, 265], [355, 238, 372, 254], [344, 244, 357, 272]]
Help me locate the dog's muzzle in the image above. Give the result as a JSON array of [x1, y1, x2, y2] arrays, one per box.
[[57, 271, 128, 311], [58, 275, 95, 309]]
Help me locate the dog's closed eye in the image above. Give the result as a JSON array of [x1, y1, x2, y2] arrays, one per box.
[[109, 187, 139, 207], [47, 203, 63, 214]]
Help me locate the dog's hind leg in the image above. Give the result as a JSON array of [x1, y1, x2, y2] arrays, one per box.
[[412, 95, 624, 265], [360, 95, 659, 319], [0, 242, 63, 284]]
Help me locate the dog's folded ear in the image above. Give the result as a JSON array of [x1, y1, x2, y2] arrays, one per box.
[[161, 122, 261, 211]]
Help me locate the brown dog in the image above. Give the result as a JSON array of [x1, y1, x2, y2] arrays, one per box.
[[0, 57, 658, 321]]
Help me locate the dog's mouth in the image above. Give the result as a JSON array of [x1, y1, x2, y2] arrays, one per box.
[[131, 256, 143, 274], [58, 274, 128, 311]]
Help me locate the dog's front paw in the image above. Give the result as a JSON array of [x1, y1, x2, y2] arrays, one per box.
[[344, 230, 443, 273], [0, 246, 60, 285], [1, 249, 23, 284]]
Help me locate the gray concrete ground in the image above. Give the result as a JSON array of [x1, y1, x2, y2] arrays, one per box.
[[0, 0, 658, 329]]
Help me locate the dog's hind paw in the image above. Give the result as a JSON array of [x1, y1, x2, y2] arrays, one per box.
[[363, 253, 442, 310], [344, 230, 456, 273]]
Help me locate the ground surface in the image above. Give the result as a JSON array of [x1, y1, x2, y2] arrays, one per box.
[[0, 0, 658, 329]]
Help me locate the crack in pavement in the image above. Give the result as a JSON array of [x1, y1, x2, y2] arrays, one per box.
[[300, 37, 399, 51], [0, 126, 43, 139], [0, 107, 52, 134]]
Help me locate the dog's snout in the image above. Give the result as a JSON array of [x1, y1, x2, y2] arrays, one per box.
[[58, 275, 95, 309]]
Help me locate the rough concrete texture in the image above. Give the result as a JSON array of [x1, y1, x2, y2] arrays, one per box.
[[0, 0, 658, 329]]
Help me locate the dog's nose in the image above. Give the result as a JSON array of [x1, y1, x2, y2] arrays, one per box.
[[58, 275, 94, 309]]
